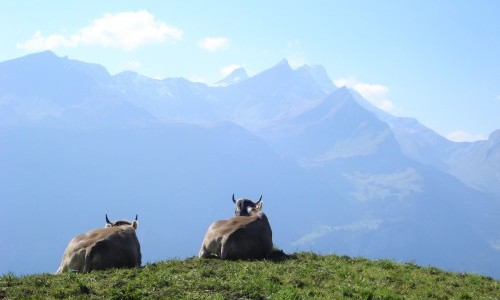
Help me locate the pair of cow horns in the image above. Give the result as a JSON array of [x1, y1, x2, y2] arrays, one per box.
[[232, 194, 262, 204], [105, 214, 138, 224]]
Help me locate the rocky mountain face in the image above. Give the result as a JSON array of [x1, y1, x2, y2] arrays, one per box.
[[1, 51, 499, 278]]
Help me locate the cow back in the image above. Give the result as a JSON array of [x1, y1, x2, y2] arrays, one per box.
[[222, 213, 273, 259], [199, 212, 273, 259], [84, 226, 141, 271], [56, 225, 141, 274]]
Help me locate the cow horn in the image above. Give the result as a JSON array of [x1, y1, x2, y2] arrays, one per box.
[[105, 214, 111, 224], [135, 214, 138, 221], [232, 194, 236, 203], [256, 195, 262, 204]]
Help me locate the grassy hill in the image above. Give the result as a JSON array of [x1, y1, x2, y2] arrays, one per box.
[[1, 252, 498, 299]]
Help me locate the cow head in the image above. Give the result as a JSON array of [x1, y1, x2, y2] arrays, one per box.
[[246, 202, 264, 216], [105, 214, 138, 229], [232, 194, 263, 216]]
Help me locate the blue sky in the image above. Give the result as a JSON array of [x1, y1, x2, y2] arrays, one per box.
[[1, 1, 499, 141]]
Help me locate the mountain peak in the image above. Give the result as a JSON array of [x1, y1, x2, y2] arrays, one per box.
[[275, 59, 293, 71], [236, 58, 295, 87], [296, 64, 337, 93], [214, 67, 249, 87]]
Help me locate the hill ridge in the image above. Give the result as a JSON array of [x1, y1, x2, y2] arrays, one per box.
[[1, 253, 498, 299]]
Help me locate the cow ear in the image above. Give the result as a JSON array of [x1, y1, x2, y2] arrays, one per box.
[[132, 220, 138, 229], [256, 201, 263, 210]]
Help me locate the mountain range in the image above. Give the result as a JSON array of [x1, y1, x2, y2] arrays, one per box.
[[1, 51, 499, 278]]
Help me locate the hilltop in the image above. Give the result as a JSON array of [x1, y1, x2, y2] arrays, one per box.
[[1, 253, 498, 299]]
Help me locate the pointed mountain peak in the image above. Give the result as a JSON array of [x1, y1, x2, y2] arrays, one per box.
[[231, 58, 296, 89], [251, 58, 294, 80], [296, 64, 337, 93], [275, 58, 293, 70], [214, 67, 249, 87]]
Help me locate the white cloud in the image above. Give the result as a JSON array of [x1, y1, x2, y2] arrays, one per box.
[[292, 219, 383, 246], [334, 77, 394, 112], [198, 37, 229, 52], [220, 64, 241, 77], [17, 31, 77, 50], [446, 130, 487, 142], [17, 10, 182, 51]]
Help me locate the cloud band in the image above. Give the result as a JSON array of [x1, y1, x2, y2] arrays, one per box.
[[17, 10, 182, 51]]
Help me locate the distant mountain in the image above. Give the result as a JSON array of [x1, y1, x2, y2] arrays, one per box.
[[382, 115, 500, 196], [0, 51, 153, 127], [0, 51, 499, 279], [348, 88, 500, 197], [213, 67, 249, 87], [257, 87, 402, 164], [111, 72, 219, 124], [445, 130, 500, 195], [212, 60, 337, 129]]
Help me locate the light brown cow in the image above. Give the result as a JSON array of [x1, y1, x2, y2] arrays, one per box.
[[55, 215, 141, 274], [199, 196, 273, 259]]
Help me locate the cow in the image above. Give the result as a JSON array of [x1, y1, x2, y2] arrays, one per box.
[[55, 215, 141, 274], [199, 195, 273, 260]]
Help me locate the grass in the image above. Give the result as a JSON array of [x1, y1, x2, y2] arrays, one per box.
[[1, 252, 498, 299]]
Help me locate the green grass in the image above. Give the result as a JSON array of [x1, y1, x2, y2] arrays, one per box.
[[1, 252, 498, 299]]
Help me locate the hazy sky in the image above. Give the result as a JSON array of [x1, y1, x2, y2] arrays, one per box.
[[1, 1, 499, 141]]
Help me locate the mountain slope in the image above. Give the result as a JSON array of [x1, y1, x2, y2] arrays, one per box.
[[259, 87, 401, 164], [349, 88, 500, 196], [0, 51, 153, 127], [446, 130, 500, 195]]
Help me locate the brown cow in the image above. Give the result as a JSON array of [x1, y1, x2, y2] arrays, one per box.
[[199, 195, 273, 259], [55, 215, 141, 274]]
